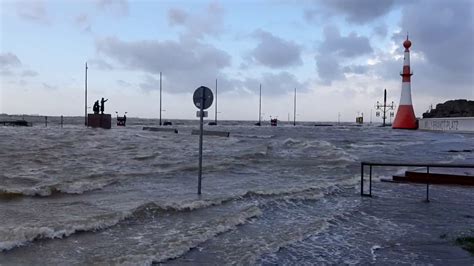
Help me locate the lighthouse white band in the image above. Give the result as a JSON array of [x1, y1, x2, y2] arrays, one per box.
[[404, 51, 410, 66], [399, 82, 412, 105]]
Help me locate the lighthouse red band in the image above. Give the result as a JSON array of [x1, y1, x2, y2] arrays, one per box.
[[392, 35, 418, 129]]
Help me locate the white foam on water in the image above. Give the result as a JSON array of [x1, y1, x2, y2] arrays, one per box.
[[371, 244, 382, 262], [108, 205, 263, 265], [0, 212, 127, 251], [1, 120, 473, 264]]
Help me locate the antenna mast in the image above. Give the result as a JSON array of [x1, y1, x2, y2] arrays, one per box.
[[215, 79, 218, 125], [293, 88, 296, 126], [159, 72, 162, 125], [259, 84, 262, 125], [84, 62, 88, 126]]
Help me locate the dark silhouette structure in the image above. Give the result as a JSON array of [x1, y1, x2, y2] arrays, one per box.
[[116, 112, 127, 126], [271, 118, 278, 126], [88, 98, 112, 129], [100, 98, 108, 114], [423, 99, 474, 118], [93, 100, 100, 114]]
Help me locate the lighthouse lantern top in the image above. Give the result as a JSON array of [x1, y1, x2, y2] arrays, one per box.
[[403, 36, 411, 49]]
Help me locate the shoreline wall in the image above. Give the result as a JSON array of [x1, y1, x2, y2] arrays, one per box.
[[418, 117, 474, 133]]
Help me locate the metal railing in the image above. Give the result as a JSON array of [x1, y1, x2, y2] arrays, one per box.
[[360, 162, 474, 202]]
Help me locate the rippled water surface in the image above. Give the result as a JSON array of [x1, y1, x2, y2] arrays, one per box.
[[0, 117, 473, 264]]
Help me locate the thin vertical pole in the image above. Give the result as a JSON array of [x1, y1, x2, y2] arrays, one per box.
[[61, 115, 63, 128], [45, 116, 47, 127], [383, 89, 387, 127], [159, 72, 162, 126], [85, 62, 88, 126], [198, 89, 204, 195], [258, 84, 262, 125], [426, 166, 430, 202], [293, 87, 296, 126], [369, 165, 372, 196], [360, 163, 364, 196], [215, 79, 218, 125]]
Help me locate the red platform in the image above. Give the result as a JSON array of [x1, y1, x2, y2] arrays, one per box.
[[87, 114, 111, 129]]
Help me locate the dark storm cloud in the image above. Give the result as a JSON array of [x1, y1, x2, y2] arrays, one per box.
[[397, 0, 473, 83], [0, 53, 22, 68], [315, 26, 373, 85], [319, 26, 373, 58], [366, 0, 474, 98], [96, 37, 230, 73], [96, 36, 232, 93], [248, 30, 303, 68], [317, 0, 396, 24]]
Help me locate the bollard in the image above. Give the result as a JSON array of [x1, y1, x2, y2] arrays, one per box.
[[45, 116, 48, 127], [61, 115, 63, 128]]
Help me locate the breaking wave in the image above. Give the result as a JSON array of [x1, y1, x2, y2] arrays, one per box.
[[0, 178, 117, 197], [0, 182, 342, 252], [0, 212, 127, 251]]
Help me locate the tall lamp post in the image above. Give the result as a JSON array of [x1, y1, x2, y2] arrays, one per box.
[[159, 72, 162, 126], [84, 62, 88, 126]]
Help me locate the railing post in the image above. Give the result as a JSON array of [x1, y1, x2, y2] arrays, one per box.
[[360, 163, 364, 196], [369, 165, 372, 197], [426, 166, 430, 202]]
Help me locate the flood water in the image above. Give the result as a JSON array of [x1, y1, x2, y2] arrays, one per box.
[[1, 116, 473, 264]]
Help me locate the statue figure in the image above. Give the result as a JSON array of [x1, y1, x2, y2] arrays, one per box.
[[93, 100, 100, 114], [100, 97, 108, 114]]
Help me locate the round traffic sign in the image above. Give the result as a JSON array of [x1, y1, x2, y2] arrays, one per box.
[[193, 86, 214, 110]]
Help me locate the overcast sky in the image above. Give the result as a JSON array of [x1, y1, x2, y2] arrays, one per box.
[[1, 0, 473, 122]]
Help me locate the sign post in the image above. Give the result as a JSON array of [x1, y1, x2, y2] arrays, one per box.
[[193, 86, 213, 195]]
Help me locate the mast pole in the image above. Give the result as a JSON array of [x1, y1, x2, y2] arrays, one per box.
[[383, 88, 387, 127], [259, 84, 262, 125], [293, 87, 296, 126], [215, 79, 218, 125], [159, 72, 162, 125], [85, 62, 88, 126]]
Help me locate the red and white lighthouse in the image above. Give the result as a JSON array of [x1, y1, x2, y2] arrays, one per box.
[[392, 35, 418, 129]]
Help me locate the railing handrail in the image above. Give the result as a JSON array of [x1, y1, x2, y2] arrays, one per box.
[[361, 162, 474, 168], [360, 162, 474, 201]]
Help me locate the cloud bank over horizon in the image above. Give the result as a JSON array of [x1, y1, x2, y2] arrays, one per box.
[[1, 0, 473, 120]]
